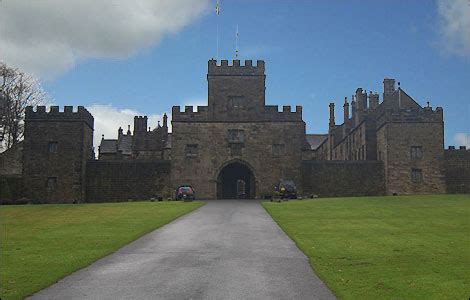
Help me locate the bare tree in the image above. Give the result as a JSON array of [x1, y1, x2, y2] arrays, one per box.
[[0, 62, 49, 152]]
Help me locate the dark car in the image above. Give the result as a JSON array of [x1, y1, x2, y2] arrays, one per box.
[[276, 180, 297, 199], [175, 185, 196, 201]]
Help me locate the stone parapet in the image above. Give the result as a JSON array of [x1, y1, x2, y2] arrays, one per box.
[[208, 59, 265, 76], [172, 105, 302, 122], [376, 107, 443, 130], [25, 106, 94, 129]]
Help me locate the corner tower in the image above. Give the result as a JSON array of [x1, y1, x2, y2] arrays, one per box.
[[22, 106, 94, 203]]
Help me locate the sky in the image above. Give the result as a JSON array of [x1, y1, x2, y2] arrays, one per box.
[[1, 0, 469, 149]]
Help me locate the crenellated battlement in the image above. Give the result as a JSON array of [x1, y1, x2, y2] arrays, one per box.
[[25, 105, 94, 129], [208, 59, 265, 76], [172, 104, 302, 122], [446, 146, 468, 151], [376, 106, 443, 129], [445, 146, 470, 161]]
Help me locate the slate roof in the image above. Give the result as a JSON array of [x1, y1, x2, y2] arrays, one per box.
[[118, 135, 132, 155], [306, 134, 328, 150], [99, 139, 117, 154]]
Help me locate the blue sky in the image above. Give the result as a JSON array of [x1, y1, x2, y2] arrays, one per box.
[[1, 0, 469, 148]]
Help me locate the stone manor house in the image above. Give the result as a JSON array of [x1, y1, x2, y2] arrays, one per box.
[[1, 59, 468, 203]]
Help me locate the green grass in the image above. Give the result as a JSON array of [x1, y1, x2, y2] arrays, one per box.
[[263, 195, 470, 300], [0, 201, 204, 300]]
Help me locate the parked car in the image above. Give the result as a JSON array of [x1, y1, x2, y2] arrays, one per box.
[[275, 180, 297, 199], [175, 185, 196, 201]]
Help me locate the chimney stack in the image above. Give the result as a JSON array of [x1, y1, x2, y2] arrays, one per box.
[[343, 97, 350, 123], [383, 78, 396, 101], [329, 103, 335, 129], [369, 92, 379, 110]]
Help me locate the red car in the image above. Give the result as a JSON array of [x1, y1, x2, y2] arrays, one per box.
[[175, 185, 196, 201]]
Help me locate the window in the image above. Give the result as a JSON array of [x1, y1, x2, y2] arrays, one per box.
[[410, 146, 423, 159], [47, 177, 57, 191], [230, 144, 243, 156], [228, 129, 245, 143], [411, 169, 423, 182], [185, 144, 198, 157], [272, 144, 285, 156], [228, 96, 245, 108], [48, 141, 58, 153]]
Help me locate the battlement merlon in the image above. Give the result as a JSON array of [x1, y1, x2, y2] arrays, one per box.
[[172, 105, 302, 122], [25, 106, 94, 129], [208, 59, 265, 76], [447, 146, 468, 151]]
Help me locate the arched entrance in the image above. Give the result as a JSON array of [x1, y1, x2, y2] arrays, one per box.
[[217, 161, 256, 199]]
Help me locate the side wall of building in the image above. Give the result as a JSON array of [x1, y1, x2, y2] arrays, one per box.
[[376, 122, 446, 195], [22, 106, 94, 203], [301, 161, 385, 196], [86, 160, 171, 202], [444, 148, 470, 193], [0, 143, 23, 177]]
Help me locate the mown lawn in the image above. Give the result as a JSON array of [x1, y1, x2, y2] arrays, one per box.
[[263, 194, 470, 300], [0, 201, 204, 300]]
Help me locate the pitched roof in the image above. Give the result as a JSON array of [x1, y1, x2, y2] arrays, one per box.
[[306, 134, 328, 150], [379, 87, 422, 111], [99, 139, 117, 154], [118, 135, 132, 155]]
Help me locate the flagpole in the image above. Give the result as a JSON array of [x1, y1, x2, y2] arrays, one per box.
[[235, 24, 239, 59], [216, 0, 220, 61]]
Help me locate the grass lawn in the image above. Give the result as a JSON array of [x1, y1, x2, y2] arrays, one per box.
[[0, 201, 203, 300], [263, 194, 470, 300]]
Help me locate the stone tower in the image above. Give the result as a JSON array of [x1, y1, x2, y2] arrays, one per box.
[[171, 59, 306, 199], [22, 106, 94, 203]]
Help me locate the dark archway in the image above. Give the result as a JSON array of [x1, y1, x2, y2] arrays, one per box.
[[217, 162, 256, 199]]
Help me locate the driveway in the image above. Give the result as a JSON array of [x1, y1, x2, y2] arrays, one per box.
[[29, 200, 336, 300]]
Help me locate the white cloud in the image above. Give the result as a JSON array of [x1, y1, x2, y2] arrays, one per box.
[[453, 132, 470, 147], [0, 0, 210, 79], [86, 104, 169, 151], [436, 0, 470, 57]]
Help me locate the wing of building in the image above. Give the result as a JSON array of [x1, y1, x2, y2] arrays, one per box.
[[1, 60, 468, 203]]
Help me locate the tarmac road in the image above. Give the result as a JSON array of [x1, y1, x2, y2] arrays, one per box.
[[29, 200, 336, 300]]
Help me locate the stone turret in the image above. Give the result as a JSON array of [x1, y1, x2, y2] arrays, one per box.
[[23, 106, 94, 203], [133, 116, 148, 134]]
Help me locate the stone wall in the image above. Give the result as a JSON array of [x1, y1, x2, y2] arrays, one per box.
[[376, 121, 446, 195], [0, 177, 23, 204], [444, 147, 470, 194], [171, 121, 306, 199], [0, 142, 23, 177], [301, 160, 385, 197], [86, 160, 171, 202], [22, 106, 94, 203]]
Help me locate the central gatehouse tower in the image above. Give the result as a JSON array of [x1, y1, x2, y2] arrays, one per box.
[[171, 59, 307, 199]]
